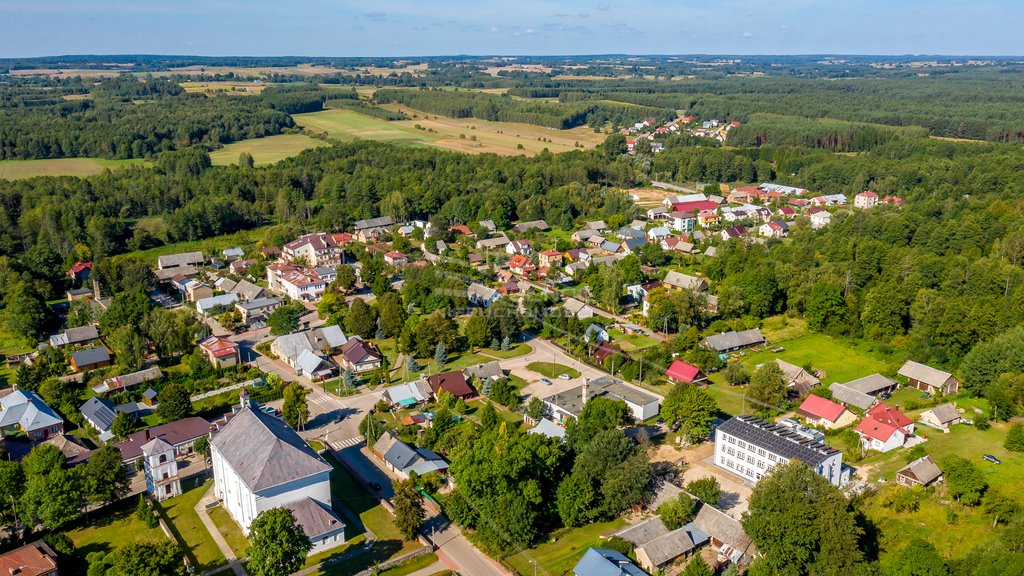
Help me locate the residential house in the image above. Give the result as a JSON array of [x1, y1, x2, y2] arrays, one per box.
[[512, 220, 549, 233], [616, 226, 646, 241], [93, 366, 164, 395], [778, 207, 796, 219], [383, 381, 435, 408], [544, 376, 660, 423], [49, 325, 101, 348], [920, 403, 960, 430], [646, 207, 668, 220], [662, 270, 708, 292], [620, 236, 647, 254], [702, 328, 765, 354], [583, 323, 610, 343], [715, 415, 846, 486], [475, 234, 510, 251], [808, 208, 832, 229], [897, 360, 960, 395], [854, 191, 879, 209], [759, 220, 789, 238], [646, 226, 672, 242], [811, 194, 848, 207], [721, 225, 748, 241], [563, 297, 594, 320], [196, 293, 240, 316], [236, 296, 284, 324], [0, 390, 63, 441], [68, 261, 92, 284], [882, 195, 906, 206], [774, 359, 820, 396], [114, 417, 211, 464], [507, 254, 535, 276], [665, 360, 708, 386], [371, 431, 449, 479], [828, 383, 876, 412], [670, 212, 697, 233], [662, 237, 698, 255], [613, 516, 709, 573], [478, 219, 497, 233], [599, 239, 621, 254], [538, 249, 563, 268], [592, 340, 624, 365], [573, 549, 647, 576], [222, 247, 244, 260], [796, 395, 856, 429], [427, 371, 475, 400], [157, 251, 205, 271], [759, 183, 808, 196], [338, 337, 383, 374], [212, 401, 346, 554], [571, 229, 601, 243], [698, 209, 719, 227], [506, 240, 534, 256], [226, 279, 266, 301], [353, 216, 395, 243], [463, 361, 505, 384], [584, 220, 609, 232], [267, 263, 329, 302], [66, 287, 92, 301], [184, 281, 214, 303], [383, 251, 408, 266], [896, 455, 943, 488], [466, 283, 501, 308], [295, 350, 337, 381], [273, 327, 348, 370], [0, 541, 59, 576], [199, 336, 240, 368], [856, 404, 914, 453], [70, 346, 112, 372]]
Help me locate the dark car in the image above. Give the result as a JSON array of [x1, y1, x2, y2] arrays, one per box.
[[879, 391, 891, 400], [369, 481, 382, 491], [982, 454, 1002, 464]]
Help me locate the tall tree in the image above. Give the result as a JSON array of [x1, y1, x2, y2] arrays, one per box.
[[392, 478, 425, 540], [346, 297, 377, 338], [747, 362, 787, 412], [281, 383, 310, 430], [246, 508, 312, 576], [686, 477, 722, 506], [743, 461, 864, 576], [378, 292, 406, 338], [103, 541, 186, 576], [267, 302, 306, 336], [82, 444, 131, 505], [805, 279, 848, 333], [155, 382, 193, 422], [681, 554, 714, 576], [108, 324, 147, 371], [464, 308, 492, 348], [661, 384, 718, 442]]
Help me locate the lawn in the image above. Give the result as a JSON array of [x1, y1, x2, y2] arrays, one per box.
[[293, 107, 604, 157], [209, 133, 329, 166], [480, 343, 533, 359], [863, 496, 997, 561], [208, 505, 249, 559], [66, 497, 168, 559], [729, 332, 894, 386], [0, 157, 146, 180], [505, 519, 626, 576], [606, 329, 659, 352], [113, 225, 275, 266], [156, 479, 227, 572], [525, 362, 581, 380], [378, 553, 439, 576]]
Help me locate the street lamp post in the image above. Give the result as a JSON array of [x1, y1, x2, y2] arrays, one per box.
[[530, 559, 537, 576]]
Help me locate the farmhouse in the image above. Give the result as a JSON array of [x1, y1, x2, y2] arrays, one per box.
[[920, 403, 960, 430], [702, 328, 765, 354], [662, 271, 708, 292], [897, 360, 960, 395], [828, 383, 876, 411], [665, 360, 708, 386], [0, 390, 63, 441], [212, 401, 346, 554], [795, 394, 856, 429], [715, 415, 846, 486], [93, 366, 164, 395], [856, 404, 914, 453], [841, 373, 898, 397], [512, 220, 549, 233], [371, 430, 449, 479], [475, 234, 511, 251], [774, 359, 820, 396], [613, 515, 709, 572], [896, 455, 943, 488], [544, 376, 660, 423], [70, 346, 112, 372]]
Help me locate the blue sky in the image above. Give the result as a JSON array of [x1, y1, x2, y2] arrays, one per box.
[[1, 0, 1021, 57]]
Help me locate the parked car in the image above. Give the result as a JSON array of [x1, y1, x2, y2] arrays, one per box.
[[540, 378, 552, 386], [879, 391, 891, 400], [983, 454, 1002, 464], [558, 373, 571, 380]]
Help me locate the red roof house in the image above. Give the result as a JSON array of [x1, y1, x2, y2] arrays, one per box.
[[672, 200, 720, 214], [427, 371, 475, 400], [865, 403, 914, 433], [449, 224, 473, 236], [856, 403, 914, 453], [796, 394, 855, 429], [199, 336, 240, 368], [665, 360, 708, 386]]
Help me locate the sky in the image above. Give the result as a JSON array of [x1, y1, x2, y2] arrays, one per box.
[[1, 0, 1022, 58]]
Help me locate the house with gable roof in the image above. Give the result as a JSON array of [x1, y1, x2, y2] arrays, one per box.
[[856, 403, 914, 453], [796, 394, 856, 429], [0, 390, 63, 441]]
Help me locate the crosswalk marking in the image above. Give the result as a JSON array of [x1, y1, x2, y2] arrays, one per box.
[[332, 436, 363, 449]]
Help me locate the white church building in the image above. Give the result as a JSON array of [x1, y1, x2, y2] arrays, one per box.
[[210, 395, 346, 555]]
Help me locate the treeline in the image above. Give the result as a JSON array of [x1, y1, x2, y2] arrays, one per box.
[[259, 84, 327, 114], [324, 98, 408, 121], [0, 78, 294, 159], [376, 88, 672, 129], [727, 113, 929, 151]]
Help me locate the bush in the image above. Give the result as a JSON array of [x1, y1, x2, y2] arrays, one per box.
[[1005, 423, 1024, 452]]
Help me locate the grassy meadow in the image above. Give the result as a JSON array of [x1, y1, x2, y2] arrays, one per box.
[[209, 133, 329, 166], [0, 158, 146, 180]]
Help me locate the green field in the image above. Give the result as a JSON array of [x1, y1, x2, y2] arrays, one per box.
[[525, 362, 581, 380], [504, 519, 626, 576], [208, 505, 249, 559], [0, 157, 145, 180], [156, 480, 228, 571], [607, 329, 660, 352], [67, 498, 168, 559], [112, 225, 275, 266], [209, 133, 329, 166], [294, 107, 604, 156]]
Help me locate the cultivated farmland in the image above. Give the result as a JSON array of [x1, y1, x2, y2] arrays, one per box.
[[0, 158, 145, 180], [209, 133, 329, 165]]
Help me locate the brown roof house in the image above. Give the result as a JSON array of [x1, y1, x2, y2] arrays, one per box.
[[338, 337, 383, 374], [896, 455, 943, 488], [898, 361, 960, 395], [427, 370, 475, 400], [0, 541, 58, 576]]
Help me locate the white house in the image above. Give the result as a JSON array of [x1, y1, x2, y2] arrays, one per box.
[[211, 397, 346, 555], [759, 221, 789, 239], [267, 264, 329, 302], [808, 208, 832, 229], [854, 191, 879, 209], [142, 437, 182, 501], [543, 376, 660, 423], [856, 404, 914, 453], [715, 415, 847, 486], [505, 240, 534, 256], [282, 233, 343, 268], [467, 283, 501, 308]]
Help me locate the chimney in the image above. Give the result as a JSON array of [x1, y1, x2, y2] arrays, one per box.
[[92, 277, 101, 300], [239, 388, 250, 408], [582, 379, 589, 405], [144, 429, 150, 441]]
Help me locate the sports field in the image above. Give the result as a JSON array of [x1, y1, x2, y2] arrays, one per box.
[[293, 107, 606, 156], [209, 133, 329, 166], [0, 158, 145, 180]]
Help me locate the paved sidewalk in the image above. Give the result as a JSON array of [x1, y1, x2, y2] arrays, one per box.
[[405, 560, 447, 576], [194, 485, 248, 576]]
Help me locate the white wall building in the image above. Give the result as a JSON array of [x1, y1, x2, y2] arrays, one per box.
[[142, 437, 182, 501], [714, 415, 847, 486], [211, 397, 346, 555], [543, 376, 660, 424]]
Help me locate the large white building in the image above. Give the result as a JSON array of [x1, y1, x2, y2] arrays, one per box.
[[267, 263, 329, 302], [282, 233, 344, 268], [714, 415, 847, 486], [211, 397, 346, 555]]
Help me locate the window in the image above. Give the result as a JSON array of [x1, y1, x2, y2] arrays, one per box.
[[726, 435, 735, 444], [159, 454, 167, 464], [727, 448, 735, 456], [747, 455, 755, 464], [768, 453, 777, 462], [737, 441, 747, 449], [725, 459, 734, 469], [758, 448, 766, 457]]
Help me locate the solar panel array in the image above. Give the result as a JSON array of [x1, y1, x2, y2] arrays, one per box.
[[718, 415, 839, 466]]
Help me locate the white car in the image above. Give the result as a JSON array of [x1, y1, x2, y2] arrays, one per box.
[[558, 373, 571, 380]]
